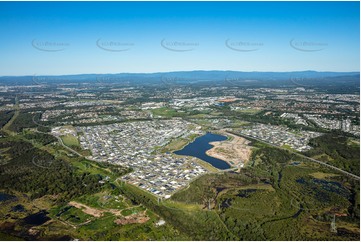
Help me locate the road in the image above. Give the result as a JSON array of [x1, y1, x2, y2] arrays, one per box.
[[226, 131, 360, 181], [32, 115, 86, 158], [54, 134, 84, 157]]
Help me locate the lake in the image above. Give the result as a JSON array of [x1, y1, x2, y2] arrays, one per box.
[[174, 133, 231, 169], [22, 210, 51, 226], [0, 192, 17, 202]]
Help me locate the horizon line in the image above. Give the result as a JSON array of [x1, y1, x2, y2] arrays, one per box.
[[1, 69, 360, 77]]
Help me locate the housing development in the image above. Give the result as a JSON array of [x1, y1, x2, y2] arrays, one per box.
[[35, 79, 359, 200], [238, 123, 322, 152], [74, 120, 206, 198]]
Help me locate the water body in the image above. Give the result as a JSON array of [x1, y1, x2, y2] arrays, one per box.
[[237, 189, 257, 198], [296, 178, 351, 203], [0, 192, 16, 202], [11, 204, 25, 212], [312, 179, 351, 198], [174, 133, 231, 169], [220, 198, 232, 208], [22, 210, 51, 226], [292, 204, 303, 218], [56, 206, 73, 217]]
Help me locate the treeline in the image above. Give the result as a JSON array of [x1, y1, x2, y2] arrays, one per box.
[[83, 158, 133, 177], [103, 164, 132, 177], [24, 132, 57, 146]]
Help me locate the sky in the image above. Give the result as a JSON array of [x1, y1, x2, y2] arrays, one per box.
[[0, 1, 359, 75]]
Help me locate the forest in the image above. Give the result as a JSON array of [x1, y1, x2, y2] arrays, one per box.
[[305, 132, 360, 176]]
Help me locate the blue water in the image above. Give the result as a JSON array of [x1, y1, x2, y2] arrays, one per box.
[[174, 133, 231, 169], [23, 211, 50, 226], [0, 192, 16, 202]]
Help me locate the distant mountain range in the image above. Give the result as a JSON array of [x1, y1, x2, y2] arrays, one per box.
[[0, 71, 359, 89]]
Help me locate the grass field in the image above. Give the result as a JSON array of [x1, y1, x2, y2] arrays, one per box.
[[161, 133, 201, 153], [227, 119, 249, 128], [71, 159, 126, 182], [57, 206, 93, 225], [151, 107, 184, 118], [234, 108, 261, 114], [281, 144, 298, 152], [75, 191, 131, 210], [61, 135, 80, 147], [161, 138, 189, 152], [309, 172, 340, 179]]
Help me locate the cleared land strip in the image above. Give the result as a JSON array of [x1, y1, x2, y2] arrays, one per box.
[[2, 96, 19, 136], [227, 131, 360, 181], [69, 201, 103, 217]]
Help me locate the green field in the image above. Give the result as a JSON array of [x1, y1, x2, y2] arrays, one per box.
[[151, 107, 184, 118], [160, 133, 200, 153], [161, 138, 189, 152], [61, 135, 80, 147], [234, 108, 262, 114], [74, 191, 131, 210], [56, 206, 93, 225]]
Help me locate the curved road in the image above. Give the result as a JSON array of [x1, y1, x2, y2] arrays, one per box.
[[32, 115, 86, 158]]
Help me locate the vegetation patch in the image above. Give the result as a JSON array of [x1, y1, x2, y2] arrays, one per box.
[[305, 133, 360, 176], [310, 172, 340, 179], [61, 135, 80, 148]]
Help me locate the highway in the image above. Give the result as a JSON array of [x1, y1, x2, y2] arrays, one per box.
[[226, 131, 360, 181]]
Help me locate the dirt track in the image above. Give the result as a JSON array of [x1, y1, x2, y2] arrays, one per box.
[[69, 201, 104, 217]]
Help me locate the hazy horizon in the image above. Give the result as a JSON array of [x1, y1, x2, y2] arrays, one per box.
[[0, 69, 360, 78]]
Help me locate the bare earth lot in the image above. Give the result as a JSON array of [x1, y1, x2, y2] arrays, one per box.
[[68, 201, 103, 217], [206, 132, 252, 167], [68, 201, 149, 225]]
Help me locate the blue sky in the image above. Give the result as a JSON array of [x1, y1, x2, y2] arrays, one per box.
[[0, 1, 359, 75]]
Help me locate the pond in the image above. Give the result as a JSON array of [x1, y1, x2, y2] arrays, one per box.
[[11, 204, 25, 212], [236, 189, 258, 198], [220, 198, 232, 208], [22, 210, 51, 226], [296, 177, 351, 201], [174, 133, 231, 169], [0, 192, 17, 202]]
